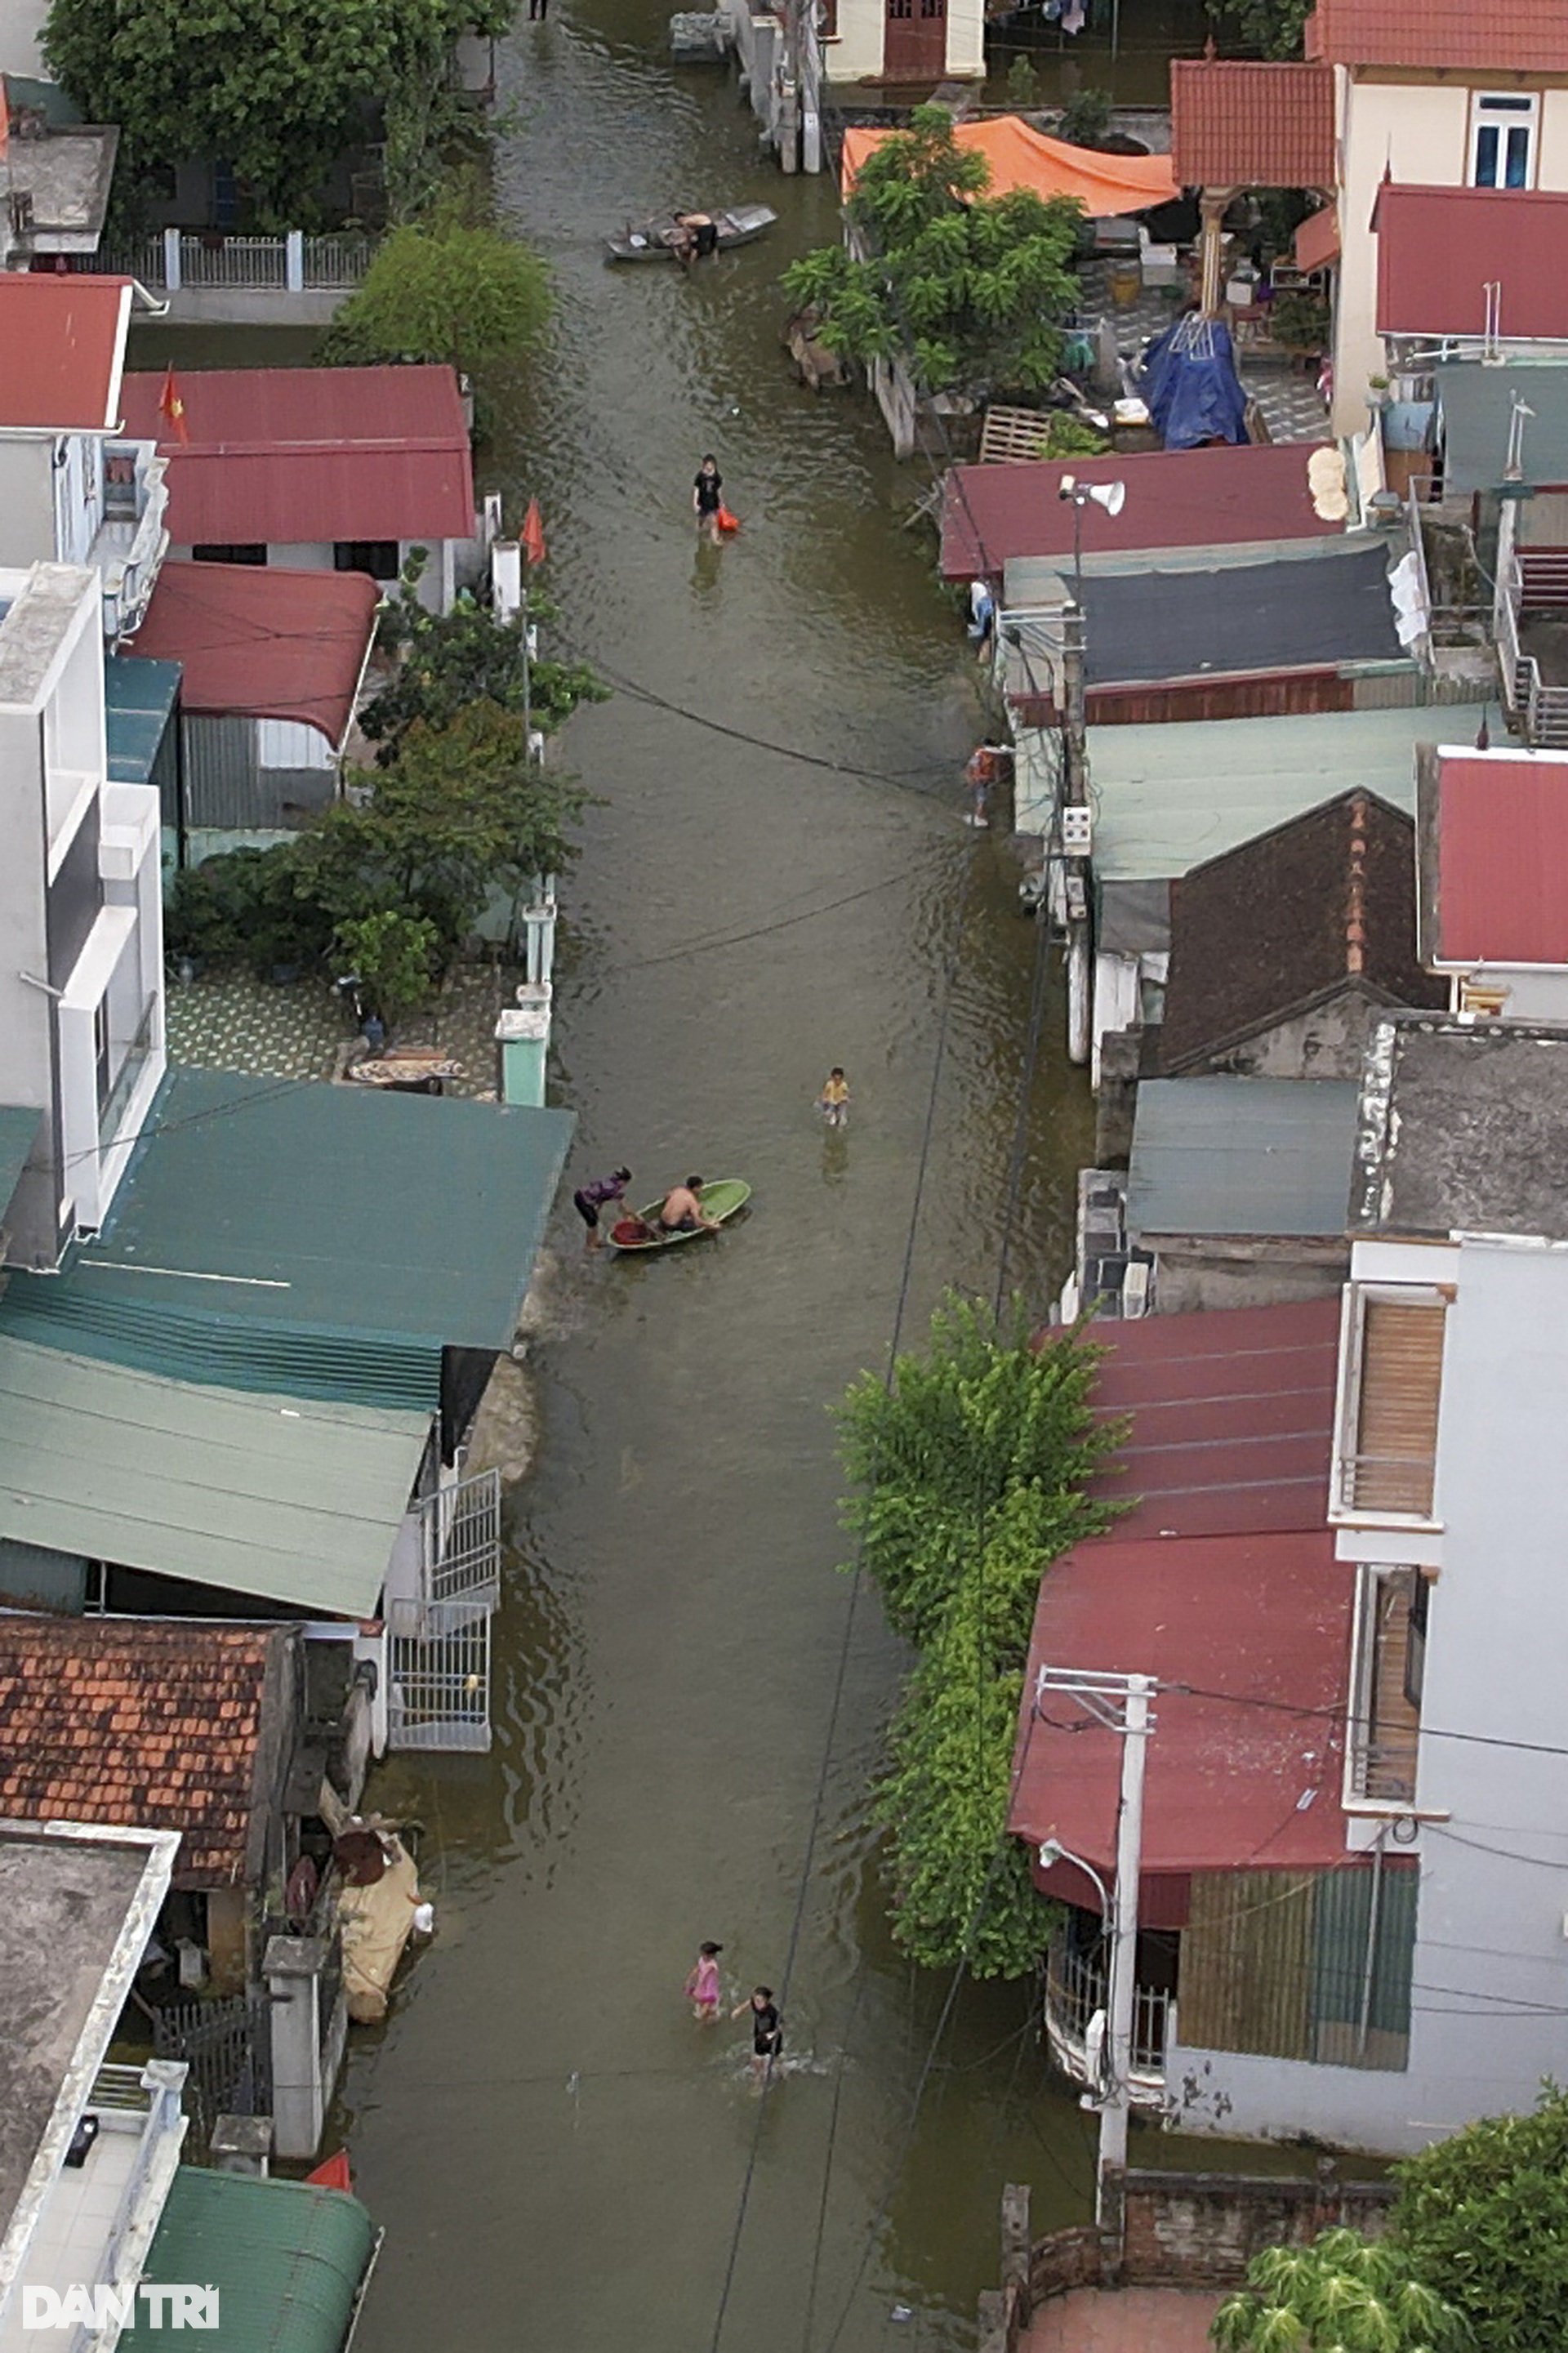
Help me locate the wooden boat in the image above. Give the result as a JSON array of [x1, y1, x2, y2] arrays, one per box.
[[606, 1179, 751, 1251], [604, 206, 777, 263]]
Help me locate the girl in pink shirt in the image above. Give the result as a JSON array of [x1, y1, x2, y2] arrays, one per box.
[[684, 1941, 723, 2020]]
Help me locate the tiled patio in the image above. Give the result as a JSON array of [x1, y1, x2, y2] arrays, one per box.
[[164, 961, 520, 1099], [1077, 259, 1330, 448], [1021, 2286, 1223, 2353]]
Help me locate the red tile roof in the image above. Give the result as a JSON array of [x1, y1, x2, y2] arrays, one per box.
[[118, 365, 474, 548], [1075, 1299, 1339, 1540], [1307, 0, 1568, 69], [1169, 59, 1335, 190], [0, 274, 131, 430], [940, 443, 1338, 582], [1432, 749, 1568, 965], [1294, 199, 1339, 271], [1374, 185, 1568, 342], [0, 1618, 283, 1885], [131, 560, 381, 745], [1009, 1526, 1353, 1882]]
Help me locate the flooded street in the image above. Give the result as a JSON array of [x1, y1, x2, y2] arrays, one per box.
[[342, 11, 1105, 2349]]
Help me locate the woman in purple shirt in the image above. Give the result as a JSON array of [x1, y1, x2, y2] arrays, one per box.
[[572, 1166, 631, 1251]]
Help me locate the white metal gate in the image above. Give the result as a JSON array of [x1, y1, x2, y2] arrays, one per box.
[[421, 1465, 501, 1611], [387, 1598, 492, 1752]]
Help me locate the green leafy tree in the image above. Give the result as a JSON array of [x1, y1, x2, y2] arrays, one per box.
[[332, 909, 441, 1027], [321, 210, 552, 384], [1212, 2230, 1470, 2353], [1392, 2084, 1568, 2353], [1032, 412, 1111, 459], [46, 0, 461, 217], [1056, 87, 1114, 149], [1204, 0, 1312, 60], [840, 1297, 1120, 1975], [301, 701, 588, 953], [782, 105, 1082, 399], [839, 1294, 1115, 1648], [362, 586, 605, 760]]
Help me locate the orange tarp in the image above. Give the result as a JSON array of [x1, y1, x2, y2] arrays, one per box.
[[840, 116, 1178, 217]]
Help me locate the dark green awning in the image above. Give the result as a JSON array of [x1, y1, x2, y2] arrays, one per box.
[[106, 656, 181, 788], [118, 2171, 378, 2353], [1436, 359, 1568, 492], [0, 1106, 42, 1228]]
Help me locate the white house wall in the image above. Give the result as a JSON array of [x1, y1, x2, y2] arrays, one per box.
[[0, 443, 61, 573], [0, 0, 51, 72], [1169, 1238, 1568, 2152], [1334, 77, 1568, 433]]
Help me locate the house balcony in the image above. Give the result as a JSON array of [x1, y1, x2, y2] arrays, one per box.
[[0, 2062, 189, 2353], [1345, 1566, 1424, 1811], [1044, 1923, 1174, 2114], [1330, 1287, 1446, 1526], [93, 443, 171, 642]]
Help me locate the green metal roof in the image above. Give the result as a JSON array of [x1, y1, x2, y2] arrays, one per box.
[[1087, 701, 1495, 884], [0, 1106, 42, 1226], [0, 1067, 573, 1405], [1435, 359, 1568, 492], [106, 656, 181, 787], [0, 1334, 430, 1615], [118, 2170, 377, 2353], [1126, 1077, 1359, 1241]]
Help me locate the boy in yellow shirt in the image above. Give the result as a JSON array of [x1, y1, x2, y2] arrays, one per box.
[[817, 1068, 850, 1129]]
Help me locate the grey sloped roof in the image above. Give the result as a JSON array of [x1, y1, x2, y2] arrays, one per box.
[[1127, 1076, 1359, 1240]]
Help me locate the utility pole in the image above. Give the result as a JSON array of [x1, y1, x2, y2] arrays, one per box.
[[1034, 1666, 1155, 2235]]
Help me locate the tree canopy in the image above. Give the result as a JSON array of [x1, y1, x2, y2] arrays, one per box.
[[1392, 2083, 1568, 2353], [839, 1295, 1120, 1976], [782, 105, 1082, 399], [321, 211, 552, 383], [1205, 0, 1312, 60], [46, 0, 481, 217], [362, 582, 606, 761]]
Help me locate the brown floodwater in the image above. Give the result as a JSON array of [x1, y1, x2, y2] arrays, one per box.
[[133, 6, 1307, 2340]]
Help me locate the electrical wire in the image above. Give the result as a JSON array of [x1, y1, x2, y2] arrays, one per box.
[[705, 830, 980, 2353]]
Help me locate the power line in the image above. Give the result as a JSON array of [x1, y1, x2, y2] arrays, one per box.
[[705, 832, 980, 2353]]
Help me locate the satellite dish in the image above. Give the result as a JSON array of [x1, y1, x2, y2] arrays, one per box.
[[1086, 480, 1126, 519]]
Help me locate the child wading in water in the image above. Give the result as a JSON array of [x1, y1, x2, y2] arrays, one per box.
[[817, 1068, 850, 1129], [733, 1985, 784, 2083], [684, 1941, 723, 2021]]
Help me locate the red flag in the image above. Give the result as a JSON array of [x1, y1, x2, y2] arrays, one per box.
[[520, 496, 546, 568], [158, 364, 189, 448], [306, 2150, 352, 2191], [0, 76, 10, 163]]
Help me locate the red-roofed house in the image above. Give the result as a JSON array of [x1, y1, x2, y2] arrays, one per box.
[[1171, 11, 1568, 436], [128, 560, 381, 859], [1374, 185, 1568, 348], [118, 365, 479, 614], [1414, 742, 1568, 1018], [0, 274, 170, 640]]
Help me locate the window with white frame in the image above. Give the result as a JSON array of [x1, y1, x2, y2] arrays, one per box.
[[1470, 91, 1538, 189], [1334, 1286, 1447, 1520]]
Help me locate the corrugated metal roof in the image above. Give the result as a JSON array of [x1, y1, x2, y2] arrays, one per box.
[[1076, 1298, 1340, 1542], [131, 561, 380, 746], [0, 275, 129, 429], [1431, 746, 1568, 965], [118, 2171, 376, 2353], [0, 1107, 42, 1230], [940, 443, 1336, 582], [1435, 359, 1568, 493], [1078, 541, 1403, 688], [1009, 1526, 1353, 1874], [52, 1065, 572, 1360], [1169, 59, 1335, 189], [105, 655, 180, 787], [0, 1335, 429, 1615], [1375, 185, 1568, 342], [118, 363, 474, 547], [1127, 1076, 1358, 1239], [1308, 0, 1568, 70], [1088, 700, 1493, 882]]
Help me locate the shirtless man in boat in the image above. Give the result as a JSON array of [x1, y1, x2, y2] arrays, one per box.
[[659, 1175, 722, 1234]]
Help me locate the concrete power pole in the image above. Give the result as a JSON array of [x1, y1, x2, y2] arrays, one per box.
[[1034, 1665, 1156, 2235]]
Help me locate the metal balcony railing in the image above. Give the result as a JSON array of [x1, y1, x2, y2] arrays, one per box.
[[1045, 1936, 1170, 2097]]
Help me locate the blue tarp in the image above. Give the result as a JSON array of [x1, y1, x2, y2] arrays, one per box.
[[1140, 314, 1250, 451]]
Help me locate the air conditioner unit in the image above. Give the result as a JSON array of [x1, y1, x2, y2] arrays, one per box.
[[1061, 803, 1093, 856]]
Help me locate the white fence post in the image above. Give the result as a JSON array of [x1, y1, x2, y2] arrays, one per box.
[[162, 227, 181, 292], [285, 230, 305, 292]]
